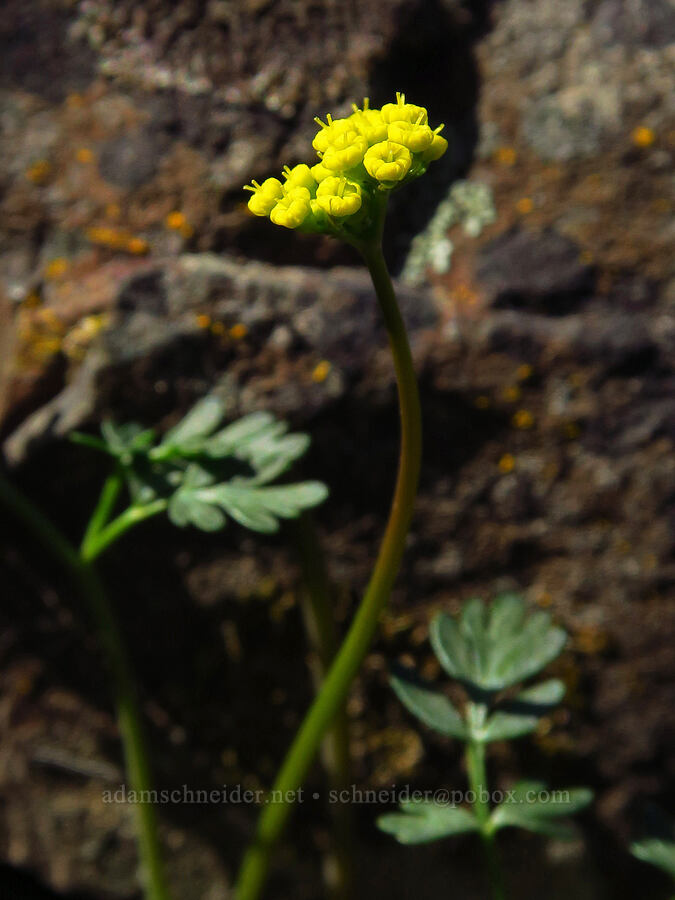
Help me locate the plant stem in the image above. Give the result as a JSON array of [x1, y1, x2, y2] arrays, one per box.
[[234, 240, 422, 900], [293, 513, 354, 900], [81, 499, 168, 563], [81, 468, 124, 551], [465, 737, 506, 900], [0, 469, 171, 900]]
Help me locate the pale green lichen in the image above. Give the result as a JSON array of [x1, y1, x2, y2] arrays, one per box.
[[401, 180, 496, 285]]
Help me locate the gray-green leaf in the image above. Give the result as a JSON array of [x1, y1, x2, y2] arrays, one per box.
[[378, 802, 479, 844], [631, 838, 675, 880], [430, 595, 566, 692], [390, 668, 467, 739], [490, 780, 593, 839], [479, 679, 566, 742]]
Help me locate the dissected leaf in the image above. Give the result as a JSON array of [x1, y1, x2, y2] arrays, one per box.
[[631, 838, 675, 880], [161, 395, 225, 449], [378, 802, 479, 844], [488, 611, 567, 688], [479, 680, 566, 742], [100, 421, 157, 458], [390, 667, 467, 739], [170, 479, 328, 534], [168, 492, 226, 532], [431, 596, 566, 692], [490, 780, 593, 839]]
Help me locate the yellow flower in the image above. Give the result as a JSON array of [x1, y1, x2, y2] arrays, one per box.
[[387, 120, 434, 152], [270, 188, 311, 229], [312, 115, 352, 153], [282, 164, 317, 192], [244, 178, 284, 216], [380, 92, 428, 125], [321, 130, 368, 172], [349, 104, 388, 144], [421, 131, 448, 162], [315, 176, 362, 217], [310, 161, 333, 182], [363, 141, 412, 183]]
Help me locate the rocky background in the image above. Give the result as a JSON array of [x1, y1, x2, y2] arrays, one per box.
[[0, 0, 674, 897]]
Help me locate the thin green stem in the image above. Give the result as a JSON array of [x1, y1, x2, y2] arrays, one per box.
[[293, 513, 354, 900], [0, 469, 170, 900], [81, 499, 167, 563], [465, 736, 506, 900], [234, 239, 422, 900], [81, 468, 124, 551]]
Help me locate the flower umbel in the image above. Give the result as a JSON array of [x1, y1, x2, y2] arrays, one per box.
[[243, 93, 448, 241]]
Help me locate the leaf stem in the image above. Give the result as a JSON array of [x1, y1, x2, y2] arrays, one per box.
[[234, 238, 422, 900], [81, 467, 124, 551], [81, 499, 168, 563], [465, 734, 507, 900], [0, 468, 171, 900]]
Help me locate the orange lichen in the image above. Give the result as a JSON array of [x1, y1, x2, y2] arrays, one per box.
[[26, 160, 51, 184], [474, 395, 490, 409], [631, 125, 655, 148], [498, 453, 515, 474], [165, 210, 194, 238], [516, 363, 533, 381], [126, 237, 149, 255], [229, 323, 248, 340], [86, 227, 149, 255], [502, 384, 521, 403], [512, 409, 535, 429], [210, 321, 226, 336], [44, 258, 69, 281], [495, 146, 517, 166], [311, 360, 332, 383], [65, 93, 84, 109], [195, 314, 212, 329], [515, 197, 533, 214], [76, 147, 95, 164]]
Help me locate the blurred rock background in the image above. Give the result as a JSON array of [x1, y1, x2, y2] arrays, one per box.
[[0, 0, 673, 897]]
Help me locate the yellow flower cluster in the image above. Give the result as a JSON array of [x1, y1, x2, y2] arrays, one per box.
[[244, 93, 447, 237]]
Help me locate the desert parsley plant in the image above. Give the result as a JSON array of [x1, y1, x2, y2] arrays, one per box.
[[0, 396, 326, 900], [237, 93, 448, 900], [378, 593, 593, 899]]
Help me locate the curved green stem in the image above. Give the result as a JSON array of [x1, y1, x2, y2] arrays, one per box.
[[234, 240, 422, 900], [0, 469, 171, 900]]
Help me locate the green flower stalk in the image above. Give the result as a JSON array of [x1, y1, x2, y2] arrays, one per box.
[[236, 93, 448, 900]]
